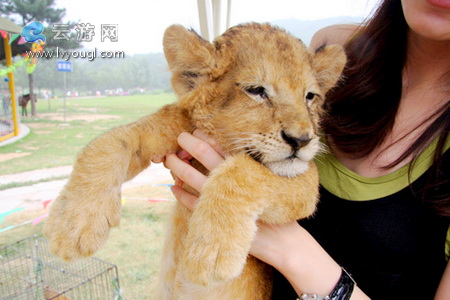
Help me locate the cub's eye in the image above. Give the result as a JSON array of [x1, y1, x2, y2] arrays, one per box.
[[305, 92, 316, 101], [245, 86, 268, 99]]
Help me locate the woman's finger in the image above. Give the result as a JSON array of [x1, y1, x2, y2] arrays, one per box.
[[192, 129, 226, 157], [177, 132, 224, 171], [165, 153, 207, 193], [170, 171, 184, 187], [170, 185, 198, 210]]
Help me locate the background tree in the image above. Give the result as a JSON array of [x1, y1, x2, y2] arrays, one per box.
[[12, 53, 172, 97], [1, 0, 81, 116]]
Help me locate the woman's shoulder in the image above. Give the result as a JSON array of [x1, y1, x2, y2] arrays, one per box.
[[310, 24, 362, 50]]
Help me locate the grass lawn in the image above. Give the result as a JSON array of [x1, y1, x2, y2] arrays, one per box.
[[0, 93, 176, 175], [0, 93, 177, 299]]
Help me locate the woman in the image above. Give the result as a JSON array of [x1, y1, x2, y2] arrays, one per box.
[[165, 0, 450, 299]]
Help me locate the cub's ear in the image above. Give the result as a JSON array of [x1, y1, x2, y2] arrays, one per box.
[[311, 44, 347, 93], [163, 25, 216, 95]]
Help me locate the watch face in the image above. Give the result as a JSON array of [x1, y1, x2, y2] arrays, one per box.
[[299, 294, 331, 300]]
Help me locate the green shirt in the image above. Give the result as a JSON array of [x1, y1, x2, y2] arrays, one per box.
[[316, 137, 450, 258]]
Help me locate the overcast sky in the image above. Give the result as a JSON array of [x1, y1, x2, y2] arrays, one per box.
[[55, 0, 379, 54]]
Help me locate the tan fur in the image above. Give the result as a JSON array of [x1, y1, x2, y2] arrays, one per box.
[[44, 287, 72, 300], [44, 23, 346, 299]]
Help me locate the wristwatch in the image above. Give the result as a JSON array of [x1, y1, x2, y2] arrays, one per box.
[[297, 268, 355, 300]]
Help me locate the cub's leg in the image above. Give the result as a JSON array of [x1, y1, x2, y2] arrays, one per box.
[[182, 153, 271, 286], [182, 153, 319, 286], [155, 204, 191, 300], [44, 105, 192, 260], [177, 257, 273, 300]]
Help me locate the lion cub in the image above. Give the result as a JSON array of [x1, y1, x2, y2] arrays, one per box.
[[44, 23, 346, 299]]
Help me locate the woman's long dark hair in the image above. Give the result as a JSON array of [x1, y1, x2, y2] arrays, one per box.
[[321, 0, 450, 216]]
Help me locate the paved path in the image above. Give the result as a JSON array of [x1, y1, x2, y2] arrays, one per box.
[[0, 123, 30, 147], [0, 124, 173, 214], [0, 163, 172, 212]]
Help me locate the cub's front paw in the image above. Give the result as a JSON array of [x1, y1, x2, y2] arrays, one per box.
[[44, 191, 121, 261], [183, 233, 248, 286]]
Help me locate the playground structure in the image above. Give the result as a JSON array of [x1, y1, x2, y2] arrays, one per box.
[[0, 17, 22, 143]]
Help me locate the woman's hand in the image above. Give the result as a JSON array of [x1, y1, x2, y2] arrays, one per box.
[[164, 130, 225, 210]]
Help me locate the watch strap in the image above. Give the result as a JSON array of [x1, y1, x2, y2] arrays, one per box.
[[298, 267, 356, 300], [329, 268, 355, 300]]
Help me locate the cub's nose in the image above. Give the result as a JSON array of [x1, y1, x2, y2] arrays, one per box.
[[281, 131, 312, 150]]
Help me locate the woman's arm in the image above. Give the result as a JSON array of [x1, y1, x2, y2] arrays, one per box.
[[250, 221, 370, 299], [435, 261, 450, 300], [165, 131, 370, 299], [310, 24, 360, 50]]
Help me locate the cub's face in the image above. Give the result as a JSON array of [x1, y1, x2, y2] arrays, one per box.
[[164, 23, 346, 177]]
